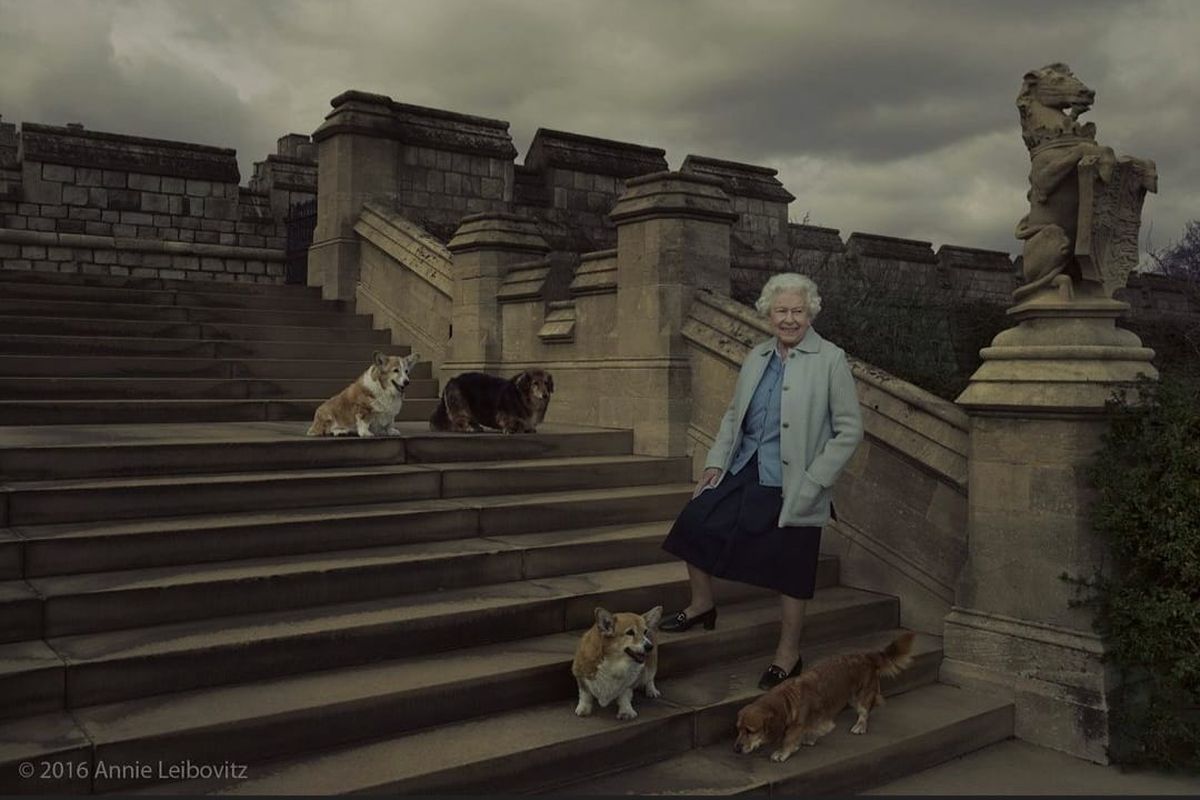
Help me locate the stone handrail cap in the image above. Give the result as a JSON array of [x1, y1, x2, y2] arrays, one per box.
[[447, 213, 550, 255], [610, 170, 738, 226]]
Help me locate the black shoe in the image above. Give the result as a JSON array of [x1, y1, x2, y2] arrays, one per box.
[[659, 606, 718, 633], [757, 657, 803, 691]]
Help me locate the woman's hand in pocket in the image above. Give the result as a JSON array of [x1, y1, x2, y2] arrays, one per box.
[[693, 468, 723, 498]]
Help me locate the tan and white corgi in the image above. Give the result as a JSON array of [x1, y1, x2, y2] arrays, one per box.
[[307, 351, 420, 437], [571, 606, 662, 720]]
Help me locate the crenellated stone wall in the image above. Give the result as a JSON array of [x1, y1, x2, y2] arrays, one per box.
[[682, 155, 793, 296], [248, 133, 317, 218], [0, 120, 289, 283]]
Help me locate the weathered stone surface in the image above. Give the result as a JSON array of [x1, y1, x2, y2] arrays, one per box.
[[19, 123, 240, 182], [681, 155, 795, 203], [315, 90, 517, 160], [525, 128, 666, 180], [846, 232, 937, 263]]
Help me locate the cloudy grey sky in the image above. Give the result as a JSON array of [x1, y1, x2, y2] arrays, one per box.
[[1, 0, 1196, 257]]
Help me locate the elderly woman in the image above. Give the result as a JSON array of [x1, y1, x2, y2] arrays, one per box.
[[659, 272, 863, 690]]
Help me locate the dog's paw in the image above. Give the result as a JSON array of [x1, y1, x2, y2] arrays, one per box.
[[643, 683, 662, 699], [770, 749, 793, 763], [850, 720, 868, 735], [616, 707, 638, 721], [385, 426, 401, 436], [574, 702, 593, 717]]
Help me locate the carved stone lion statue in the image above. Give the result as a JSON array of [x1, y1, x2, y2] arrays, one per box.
[[1014, 63, 1119, 301]]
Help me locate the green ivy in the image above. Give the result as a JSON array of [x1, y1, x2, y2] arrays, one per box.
[[1074, 370, 1200, 769]]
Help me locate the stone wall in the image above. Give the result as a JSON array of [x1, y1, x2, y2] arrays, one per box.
[[514, 128, 668, 253], [248, 133, 317, 217], [779, 222, 1195, 320], [682, 155, 793, 296], [0, 120, 288, 283]]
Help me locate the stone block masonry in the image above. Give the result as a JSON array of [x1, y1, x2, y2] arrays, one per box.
[[0, 121, 290, 282]]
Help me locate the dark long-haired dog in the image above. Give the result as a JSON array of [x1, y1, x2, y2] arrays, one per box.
[[429, 369, 554, 433]]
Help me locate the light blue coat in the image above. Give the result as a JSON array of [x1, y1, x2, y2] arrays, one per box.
[[704, 329, 864, 527]]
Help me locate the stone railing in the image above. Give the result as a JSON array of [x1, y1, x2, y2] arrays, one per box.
[[353, 201, 454, 369]]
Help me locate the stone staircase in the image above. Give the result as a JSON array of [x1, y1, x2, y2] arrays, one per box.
[[0, 269, 1013, 795]]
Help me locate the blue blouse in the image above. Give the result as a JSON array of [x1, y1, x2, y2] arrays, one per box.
[[729, 348, 784, 486]]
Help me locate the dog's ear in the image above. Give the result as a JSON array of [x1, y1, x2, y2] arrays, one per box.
[[545, 372, 554, 393], [514, 371, 531, 390], [404, 352, 420, 368], [642, 606, 662, 630], [763, 694, 789, 741], [373, 351, 386, 369], [594, 607, 615, 636]]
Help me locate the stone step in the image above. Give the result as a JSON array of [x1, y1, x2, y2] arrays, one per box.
[[77, 600, 906, 793], [0, 268, 321, 299], [0, 397, 438, 426], [0, 297, 372, 330], [0, 354, 422, 380], [0, 315, 392, 343], [0, 581, 40, 643], [17, 483, 694, 577], [0, 279, 350, 313], [552, 683, 1012, 797], [0, 711, 92, 795], [4, 454, 691, 525], [135, 629, 959, 796], [0, 376, 438, 401], [0, 640, 64, 721], [0, 333, 412, 361], [0, 421, 624, 481], [0, 518, 699, 721], [29, 522, 683, 638], [0, 530, 18, 579], [44, 559, 839, 708]]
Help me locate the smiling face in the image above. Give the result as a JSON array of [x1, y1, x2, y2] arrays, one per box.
[[372, 351, 420, 394], [767, 289, 812, 349], [595, 606, 661, 665]]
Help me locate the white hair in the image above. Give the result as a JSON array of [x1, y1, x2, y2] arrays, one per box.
[[754, 273, 822, 319]]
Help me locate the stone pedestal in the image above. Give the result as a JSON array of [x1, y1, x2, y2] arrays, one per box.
[[945, 285, 1157, 763], [444, 213, 550, 374], [610, 171, 737, 456]]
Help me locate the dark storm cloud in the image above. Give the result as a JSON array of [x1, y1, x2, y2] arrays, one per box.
[[0, 0, 1195, 257]]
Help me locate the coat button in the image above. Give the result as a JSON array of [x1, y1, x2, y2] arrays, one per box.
[[782, 459, 789, 466], [783, 385, 789, 391], [782, 422, 790, 428]]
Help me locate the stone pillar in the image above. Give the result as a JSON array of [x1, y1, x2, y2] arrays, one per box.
[[444, 213, 550, 374], [309, 91, 402, 301], [944, 282, 1158, 763], [610, 171, 737, 456]]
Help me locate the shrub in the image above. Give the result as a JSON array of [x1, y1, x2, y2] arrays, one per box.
[[1074, 369, 1200, 769]]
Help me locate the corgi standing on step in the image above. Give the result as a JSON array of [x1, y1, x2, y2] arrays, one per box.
[[572, 606, 663, 720], [307, 352, 420, 437]]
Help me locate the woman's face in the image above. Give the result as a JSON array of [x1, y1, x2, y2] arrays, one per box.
[[768, 290, 811, 348]]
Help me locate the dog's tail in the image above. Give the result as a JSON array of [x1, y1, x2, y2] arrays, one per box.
[[874, 631, 916, 678], [429, 397, 451, 431]]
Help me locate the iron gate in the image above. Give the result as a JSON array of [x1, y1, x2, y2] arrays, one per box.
[[284, 198, 317, 285]]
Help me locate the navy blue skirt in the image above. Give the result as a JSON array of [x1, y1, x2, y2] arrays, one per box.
[[662, 455, 823, 599]]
